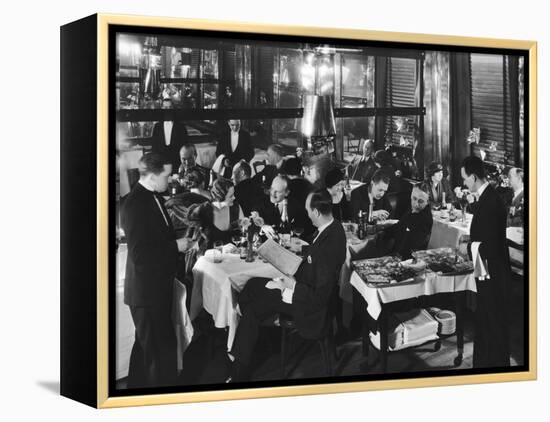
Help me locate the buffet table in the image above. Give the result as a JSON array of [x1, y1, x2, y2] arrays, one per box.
[[350, 260, 477, 373]]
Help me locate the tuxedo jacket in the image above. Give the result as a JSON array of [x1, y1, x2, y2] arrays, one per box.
[[215, 129, 255, 166], [383, 205, 433, 259], [292, 220, 347, 340], [262, 196, 315, 240], [469, 184, 511, 280], [234, 178, 269, 217], [122, 183, 179, 308], [252, 164, 279, 188], [332, 196, 352, 222], [287, 177, 313, 209], [150, 121, 188, 171], [350, 183, 393, 221], [508, 190, 524, 227]]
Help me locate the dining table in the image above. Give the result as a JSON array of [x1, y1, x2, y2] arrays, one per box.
[[349, 256, 477, 373], [190, 251, 285, 351], [429, 210, 524, 274]]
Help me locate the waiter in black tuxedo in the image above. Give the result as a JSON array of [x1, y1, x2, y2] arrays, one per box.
[[150, 120, 188, 172], [226, 189, 347, 382], [459, 156, 511, 368], [122, 152, 193, 388], [216, 119, 255, 178]]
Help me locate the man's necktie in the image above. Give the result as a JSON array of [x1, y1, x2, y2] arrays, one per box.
[[311, 229, 319, 243]]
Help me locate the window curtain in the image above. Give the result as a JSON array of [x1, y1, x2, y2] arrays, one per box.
[[449, 53, 472, 186], [423, 51, 450, 178]]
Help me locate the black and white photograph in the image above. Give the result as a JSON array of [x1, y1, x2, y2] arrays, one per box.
[[111, 23, 530, 397]]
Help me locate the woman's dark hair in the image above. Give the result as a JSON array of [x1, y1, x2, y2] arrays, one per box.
[[210, 177, 234, 202], [371, 168, 391, 185], [373, 150, 392, 167], [281, 157, 302, 176], [325, 167, 344, 189]]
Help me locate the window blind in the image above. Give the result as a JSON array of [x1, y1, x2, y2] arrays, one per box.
[[469, 53, 515, 165], [385, 57, 418, 146]]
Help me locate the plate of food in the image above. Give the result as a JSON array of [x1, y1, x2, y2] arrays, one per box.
[[352, 256, 424, 287], [400, 258, 427, 272], [411, 247, 474, 275], [376, 219, 399, 227]]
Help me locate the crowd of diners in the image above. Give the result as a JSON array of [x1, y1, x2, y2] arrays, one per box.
[[119, 118, 524, 387]]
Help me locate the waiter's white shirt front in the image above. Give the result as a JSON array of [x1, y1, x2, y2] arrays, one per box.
[[231, 131, 239, 152]]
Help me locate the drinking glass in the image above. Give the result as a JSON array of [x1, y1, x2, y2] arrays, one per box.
[[213, 240, 223, 263]]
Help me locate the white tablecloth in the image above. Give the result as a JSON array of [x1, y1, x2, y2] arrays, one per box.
[[428, 212, 472, 249], [190, 254, 283, 351], [116, 245, 194, 380], [350, 270, 477, 321]]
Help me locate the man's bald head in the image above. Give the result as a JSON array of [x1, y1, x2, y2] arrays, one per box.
[[270, 175, 289, 204]]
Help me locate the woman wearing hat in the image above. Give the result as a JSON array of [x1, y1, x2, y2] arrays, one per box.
[[425, 162, 454, 208], [325, 167, 352, 221]]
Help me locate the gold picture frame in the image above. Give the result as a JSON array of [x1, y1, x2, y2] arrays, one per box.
[[60, 13, 537, 408]]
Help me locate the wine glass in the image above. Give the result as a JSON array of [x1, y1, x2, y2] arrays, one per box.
[[231, 233, 243, 247], [291, 223, 304, 239], [213, 240, 224, 263]]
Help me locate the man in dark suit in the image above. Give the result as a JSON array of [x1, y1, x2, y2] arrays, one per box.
[[121, 152, 194, 388], [150, 120, 188, 172], [252, 143, 285, 188], [216, 119, 255, 178], [507, 167, 524, 227], [232, 160, 270, 217], [350, 169, 393, 221], [226, 189, 347, 382], [458, 156, 511, 368], [261, 175, 314, 241], [282, 156, 313, 209], [349, 139, 377, 183], [177, 143, 209, 184], [353, 183, 433, 260]]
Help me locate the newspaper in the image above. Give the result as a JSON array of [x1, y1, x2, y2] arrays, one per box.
[[257, 238, 303, 276]]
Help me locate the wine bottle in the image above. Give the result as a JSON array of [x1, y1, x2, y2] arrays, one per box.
[[368, 202, 374, 223], [278, 200, 291, 246], [208, 169, 214, 189], [357, 210, 364, 240]]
